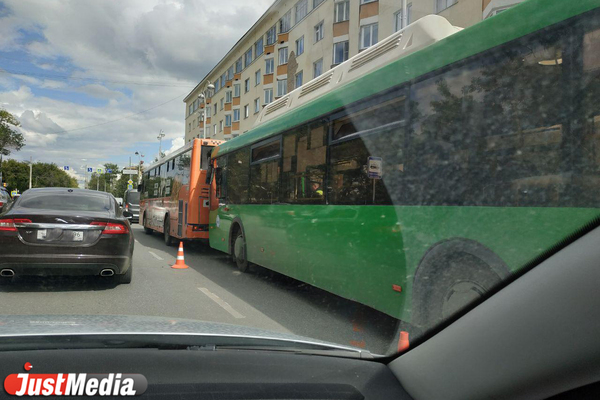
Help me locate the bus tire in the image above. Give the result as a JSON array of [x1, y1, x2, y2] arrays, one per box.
[[411, 239, 509, 331], [233, 231, 249, 273], [164, 217, 175, 246], [143, 214, 153, 235]]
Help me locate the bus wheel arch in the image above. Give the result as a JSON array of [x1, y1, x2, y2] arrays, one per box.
[[229, 219, 249, 273], [142, 212, 153, 234], [163, 213, 174, 246], [410, 238, 510, 330]]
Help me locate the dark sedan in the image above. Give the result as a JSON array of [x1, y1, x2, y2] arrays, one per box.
[[0, 188, 133, 284]]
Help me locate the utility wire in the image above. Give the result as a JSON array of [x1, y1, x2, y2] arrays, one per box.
[[47, 92, 187, 134], [0, 67, 195, 88]]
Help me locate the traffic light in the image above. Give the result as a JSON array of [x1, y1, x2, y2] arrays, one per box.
[[2, 182, 6, 187]]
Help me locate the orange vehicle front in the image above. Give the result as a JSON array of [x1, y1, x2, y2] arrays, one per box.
[[139, 138, 223, 244]]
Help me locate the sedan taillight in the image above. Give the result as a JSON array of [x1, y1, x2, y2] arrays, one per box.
[[0, 218, 32, 231], [91, 221, 129, 235]]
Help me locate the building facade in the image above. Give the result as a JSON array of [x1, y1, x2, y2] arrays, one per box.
[[183, 0, 523, 143]]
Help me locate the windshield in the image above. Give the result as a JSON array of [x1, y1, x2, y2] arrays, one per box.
[[0, 0, 599, 358]]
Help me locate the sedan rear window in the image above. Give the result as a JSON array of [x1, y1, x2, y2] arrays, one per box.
[[127, 192, 140, 203], [19, 195, 111, 212]]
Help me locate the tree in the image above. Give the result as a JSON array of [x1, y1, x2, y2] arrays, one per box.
[[0, 160, 78, 193], [0, 109, 25, 156]]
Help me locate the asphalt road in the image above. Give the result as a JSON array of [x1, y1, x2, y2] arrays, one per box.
[[0, 225, 397, 355]]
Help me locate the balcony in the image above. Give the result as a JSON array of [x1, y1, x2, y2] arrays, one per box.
[[359, 1, 378, 19], [277, 32, 289, 43], [333, 21, 349, 37], [233, 97, 241, 106], [205, 98, 212, 104], [225, 80, 232, 88], [205, 117, 211, 124], [232, 121, 240, 131], [224, 126, 232, 135], [277, 64, 288, 76], [234, 73, 242, 80], [264, 74, 274, 84], [265, 44, 275, 55], [225, 103, 232, 111]]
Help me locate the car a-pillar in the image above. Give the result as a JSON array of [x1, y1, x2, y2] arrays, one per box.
[[229, 218, 248, 272]]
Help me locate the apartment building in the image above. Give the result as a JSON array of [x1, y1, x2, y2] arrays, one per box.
[[183, 0, 523, 142]]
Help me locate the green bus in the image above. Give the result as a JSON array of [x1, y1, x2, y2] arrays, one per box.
[[207, 0, 600, 335]]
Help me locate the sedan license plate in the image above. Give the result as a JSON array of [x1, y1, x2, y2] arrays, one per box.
[[36, 229, 47, 240], [73, 231, 84, 241]]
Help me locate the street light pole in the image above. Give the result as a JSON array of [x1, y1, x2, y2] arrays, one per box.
[[198, 82, 215, 140], [28, 156, 32, 189], [157, 130, 165, 160]]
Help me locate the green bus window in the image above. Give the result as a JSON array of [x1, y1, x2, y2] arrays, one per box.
[[407, 26, 566, 207], [281, 124, 327, 204], [228, 148, 250, 204], [249, 160, 280, 204], [251, 140, 280, 162], [216, 156, 228, 200]]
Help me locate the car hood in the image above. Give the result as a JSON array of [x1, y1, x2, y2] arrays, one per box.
[[0, 314, 362, 353]]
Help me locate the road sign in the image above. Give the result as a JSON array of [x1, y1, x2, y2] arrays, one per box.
[[10, 190, 18, 197], [97, 168, 103, 174], [107, 169, 112, 174], [2, 183, 6, 187], [127, 184, 133, 190], [367, 157, 383, 179], [122, 169, 138, 175], [63, 166, 70, 171], [87, 167, 93, 173], [127, 180, 134, 185]]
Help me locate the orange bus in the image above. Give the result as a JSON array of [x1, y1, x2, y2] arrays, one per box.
[[139, 138, 223, 245]]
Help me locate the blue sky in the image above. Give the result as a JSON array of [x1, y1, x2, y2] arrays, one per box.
[[0, 0, 271, 186]]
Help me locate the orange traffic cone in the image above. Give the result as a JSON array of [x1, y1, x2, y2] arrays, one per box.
[[171, 242, 189, 269], [397, 331, 410, 352]]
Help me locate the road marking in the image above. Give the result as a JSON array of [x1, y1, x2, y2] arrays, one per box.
[[198, 287, 245, 319], [135, 240, 139, 244], [148, 251, 163, 260], [232, 271, 241, 276]]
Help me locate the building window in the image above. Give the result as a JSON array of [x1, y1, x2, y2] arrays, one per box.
[[313, 58, 323, 78], [234, 83, 240, 97], [220, 98, 224, 110], [213, 124, 217, 136], [225, 115, 232, 127], [188, 122, 191, 131], [360, 0, 376, 3], [295, 71, 303, 88], [214, 103, 218, 116], [244, 48, 253, 68], [244, 105, 249, 118], [266, 25, 277, 45], [189, 104, 193, 116], [295, 0, 308, 23], [219, 120, 223, 132], [255, 37, 264, 57], [334, 1, 350, 23], [395, 4, 412, 31], [206, 106, 211, 118], [314, 21, 324, 42], [245, 78, 250, 93], [225, 90, 232, 103], [254, 97, 261, 113], [266, 58, 274, 74], [221, 72, 227, 87], [360, 23, 378, 50], [214, 77, 220, 93], [280, 10, 292, 33], [278, 47, 289, 65], [313, 0, 324, 7], [333, 40, 349, 64], [235, 57, 243, 73], [296, 36, 304, 56], [277, 79, 287, 97], [227, 66, 234, 81], [233, 109, 240, 122], [436, 0, 457, 12], [264, 88, 273, 104]]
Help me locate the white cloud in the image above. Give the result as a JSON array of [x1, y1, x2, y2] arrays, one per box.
[[165, 137, 185, 156], [0, 0, 272, 183]]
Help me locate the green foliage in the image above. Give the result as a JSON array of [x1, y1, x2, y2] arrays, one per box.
[[86, 163, 133, 198], [0, 109, 25, 156], [1, 159, 78, 193]]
